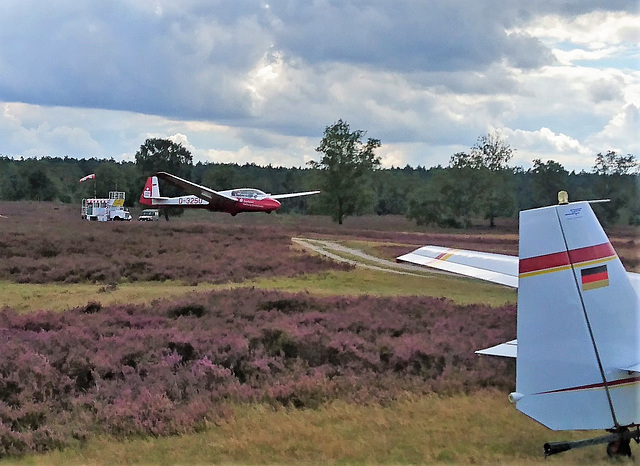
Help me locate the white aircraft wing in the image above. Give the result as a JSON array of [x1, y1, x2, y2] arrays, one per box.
[[399, 247, 638, 363], [396, 245, 519, 288], [475, 339, 517, 358], [154, 172, 238, 210], [269, 190, 321, 200]]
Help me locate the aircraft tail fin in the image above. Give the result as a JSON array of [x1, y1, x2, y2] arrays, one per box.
[[514, 201, 639, 431], [139, 176, 161, 206]]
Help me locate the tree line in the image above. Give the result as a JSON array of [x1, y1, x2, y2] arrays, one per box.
[[0, 123, 638, 227]]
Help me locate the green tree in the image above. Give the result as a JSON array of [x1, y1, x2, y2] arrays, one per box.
[[407, 166, 474, 228], [94, 163, 122, 197], [449, 132, 515, 227], [134, 138, 193, 219], [591, 151, 638, 225], [308, 120, 381, 224], [593, 151, 638, 176], [529, 159, 568, 207], [202, 164, 236, 191], [20, 160, 58, 202], [135, 138, 193, 176], [0, 158, 25, 200], [280, 167, 312, 214]]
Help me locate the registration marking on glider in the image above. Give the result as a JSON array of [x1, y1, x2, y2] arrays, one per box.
[[519, 242, 617, 279]]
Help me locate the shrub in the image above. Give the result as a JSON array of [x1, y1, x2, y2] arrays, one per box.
[[0, 288, 515, 456], [168, 304, 207, 319], [0, 219, 349, 284], [82, 302, 102, 314]]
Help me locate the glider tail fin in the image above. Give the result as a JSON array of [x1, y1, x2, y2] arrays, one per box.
[[139, 176, 161, 206], [514, 201, 639, 431]]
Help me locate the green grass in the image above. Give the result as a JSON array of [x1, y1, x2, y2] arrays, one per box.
[[0, 281, 228, 314], [249, 268, 516, 306], [0, 266, 515, 314], [5, 391, 618, 465]]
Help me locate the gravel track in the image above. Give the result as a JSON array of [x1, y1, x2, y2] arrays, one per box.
[[292, 237, 446, 278]]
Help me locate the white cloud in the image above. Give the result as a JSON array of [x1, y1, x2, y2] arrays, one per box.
[[0, 2, 637, 172], [167, 133, 195, 152], [522, 11, 639, 49], [378, 146, 408, 169], [587, 103, 640, 154]]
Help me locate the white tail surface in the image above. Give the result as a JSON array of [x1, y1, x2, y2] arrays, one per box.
[[515, 202, 639, 430], [149, 176, 161, 198]]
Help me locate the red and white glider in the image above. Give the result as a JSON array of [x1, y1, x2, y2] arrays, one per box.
[[139, 172, 320, 216]]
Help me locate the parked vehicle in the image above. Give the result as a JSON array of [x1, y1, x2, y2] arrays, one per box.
[[81, 191, 132, 221], [138, 209, 160, 221]]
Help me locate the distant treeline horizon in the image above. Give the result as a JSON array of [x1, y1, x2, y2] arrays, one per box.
[[0, 155, 637, 226]]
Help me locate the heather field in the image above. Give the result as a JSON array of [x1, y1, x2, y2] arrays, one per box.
[[0, 203, 350, 285], [0, 201, 637, 463], [0, 290, 514, 455]]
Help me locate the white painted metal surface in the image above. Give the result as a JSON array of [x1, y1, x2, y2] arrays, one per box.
[[396, 201, 640, 432], [475, 339, 517, 358], [396, 245, 518, 288]]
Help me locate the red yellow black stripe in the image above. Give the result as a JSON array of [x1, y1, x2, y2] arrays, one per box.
[[435, 249, 458, 261], [519, 242, 617, 278]]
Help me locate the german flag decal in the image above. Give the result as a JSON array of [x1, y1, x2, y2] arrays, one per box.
[[581, 265, 609, 291]]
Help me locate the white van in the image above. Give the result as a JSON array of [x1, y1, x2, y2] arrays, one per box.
[[138, 209, 160, 221]]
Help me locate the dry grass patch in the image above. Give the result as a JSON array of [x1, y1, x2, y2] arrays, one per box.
[[7, 391, 620, 465], [0, 281, 227, 313], [0, 265, 516, 314]]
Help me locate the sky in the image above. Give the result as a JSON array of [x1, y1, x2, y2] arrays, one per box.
[[0, 1, 638, 172]]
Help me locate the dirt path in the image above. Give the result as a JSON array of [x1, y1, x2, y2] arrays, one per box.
[[292, 237, 444, 278]]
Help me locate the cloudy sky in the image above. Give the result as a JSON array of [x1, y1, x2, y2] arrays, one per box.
[[0, 1, 638, 171]]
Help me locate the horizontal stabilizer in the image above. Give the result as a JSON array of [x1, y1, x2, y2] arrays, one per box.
[[619, 363, 640, 373], [396, 246, 518, 288], [476, 340, 517, 358]]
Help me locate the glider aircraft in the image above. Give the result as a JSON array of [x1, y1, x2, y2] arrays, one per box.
[[397, 192, 640, 458], [139, 172, 320, 216]]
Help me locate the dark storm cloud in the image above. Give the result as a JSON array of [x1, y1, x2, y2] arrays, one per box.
[[0, 0, 636, 126], [0, 1, 269, 119], [268, 1, 554, 72]]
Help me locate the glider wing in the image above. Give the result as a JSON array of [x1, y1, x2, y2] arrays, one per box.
[[270, 190, 321, 200], [154, 172, 238, 211], [396, 245, 518, 288]]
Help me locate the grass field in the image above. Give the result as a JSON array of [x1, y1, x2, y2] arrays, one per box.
[[3, 392, 616, 465], [250, 268, 516, 306], [0, 267, 515, 314], [0, 201, 636, 464]]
